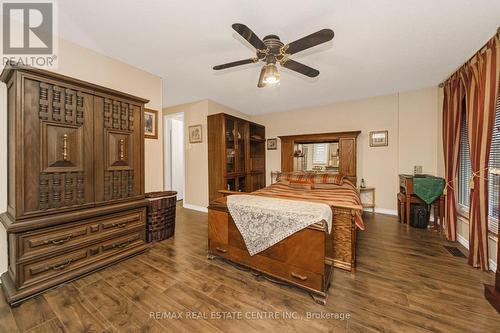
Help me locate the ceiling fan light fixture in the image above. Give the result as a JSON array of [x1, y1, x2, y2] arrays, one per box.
[[263, 63, 280, 85]]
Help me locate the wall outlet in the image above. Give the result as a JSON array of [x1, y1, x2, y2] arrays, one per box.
[[414, 165, 423, 175]]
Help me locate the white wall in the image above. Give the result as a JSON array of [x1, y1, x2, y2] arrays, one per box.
[[171, 118, 185, 200], [0, 83, 7, 276], [163, 114, 185, 200], [0, 38, 163, 276], [398, 88, 439, 175]]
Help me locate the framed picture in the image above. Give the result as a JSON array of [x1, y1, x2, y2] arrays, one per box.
[[144, 109, 158, 139], [189, 124, 203, 143], [369, 130, 388, 147], [267, 138, 277, 150]]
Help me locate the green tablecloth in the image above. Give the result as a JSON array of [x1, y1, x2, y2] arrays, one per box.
[[413, 177, 445, 204]]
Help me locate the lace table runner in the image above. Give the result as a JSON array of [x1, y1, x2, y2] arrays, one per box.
[[226, 195, 332, 256]]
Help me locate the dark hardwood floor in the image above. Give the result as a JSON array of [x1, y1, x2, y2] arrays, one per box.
[[1, 203, 499, 332]]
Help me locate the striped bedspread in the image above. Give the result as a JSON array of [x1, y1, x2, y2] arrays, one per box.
[[252, 180, 365, 230]]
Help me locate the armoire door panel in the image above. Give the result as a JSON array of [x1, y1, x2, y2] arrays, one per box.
[[94, 95, 143, 203], [21, 77, 94, 217], [339, 138, 356, 177]]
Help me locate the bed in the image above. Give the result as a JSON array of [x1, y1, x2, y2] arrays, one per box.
[[207, 174, 364, 304]]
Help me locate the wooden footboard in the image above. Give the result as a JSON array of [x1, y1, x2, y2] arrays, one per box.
[[328, 207, 357, 271], [207, 198, 357, 303]]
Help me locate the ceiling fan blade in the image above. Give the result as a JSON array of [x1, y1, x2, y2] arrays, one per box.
[[281, 59, 319, 77], [213, 58, 257, 70], [284, 29, 334, 55], [232, 23, 266, 50], [257, 66, 266, 88]]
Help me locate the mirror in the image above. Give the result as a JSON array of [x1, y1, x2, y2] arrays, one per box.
[[293, 142, 339, 172]]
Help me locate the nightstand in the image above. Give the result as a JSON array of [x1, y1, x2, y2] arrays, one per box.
[[359, 187, 375, 213]]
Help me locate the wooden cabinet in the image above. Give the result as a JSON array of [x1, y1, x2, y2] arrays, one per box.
[[339, 137, 356, 177], [0, 63, 149, 305], [94, 95, 144, 203], [208, 113, 266, 202], [279, 131, 360, 184]]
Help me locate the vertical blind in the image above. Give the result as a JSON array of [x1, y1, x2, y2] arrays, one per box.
[[313, 143, 328, 164], [458, 86, 500, 234], [458, 105, 471, 208], [488, 85, 500, 233]]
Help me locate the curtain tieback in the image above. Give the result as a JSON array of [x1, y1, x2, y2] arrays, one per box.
[[469, 167, 490, 190], [443, 180, 455, 196]]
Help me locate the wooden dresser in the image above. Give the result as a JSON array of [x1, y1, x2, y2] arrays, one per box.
[[0, 64, 149, 305], [208, 113, 266, 202]]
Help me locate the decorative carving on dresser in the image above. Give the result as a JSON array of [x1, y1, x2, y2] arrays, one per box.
[[39, 173, 50, 210], [64, 172, 75, 206], [38, 82, 86, 125], [76, 92, 84, 125], [1, 63, 148, 306], [37, 172, 84, 210], [76, 172, 85, 204], [52, 86, 62, 122]]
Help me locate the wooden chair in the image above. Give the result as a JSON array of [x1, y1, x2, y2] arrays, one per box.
[[397, 193, 445, 232]]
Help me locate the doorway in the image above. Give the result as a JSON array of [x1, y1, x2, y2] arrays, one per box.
[[164, 112, 184, 201]]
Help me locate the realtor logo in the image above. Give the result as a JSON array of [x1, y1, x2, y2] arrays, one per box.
[[1, 0, 58, 68]]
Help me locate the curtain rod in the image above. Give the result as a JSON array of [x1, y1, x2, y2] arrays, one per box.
[[438, 27, 500, 88]]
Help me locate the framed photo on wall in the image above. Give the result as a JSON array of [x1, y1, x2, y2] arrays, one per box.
[[369, 130, 388, 147], [267, 138, 277, 150], [189, 124, 203, 143], [144, 109, 159, 139]]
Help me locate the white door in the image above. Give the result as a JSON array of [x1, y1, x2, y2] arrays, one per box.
[[170, 118, 184, 200]]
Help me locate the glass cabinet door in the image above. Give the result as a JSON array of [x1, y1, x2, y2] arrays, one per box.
[[236, 120, 247, 174], [225, 118, 235, 173]]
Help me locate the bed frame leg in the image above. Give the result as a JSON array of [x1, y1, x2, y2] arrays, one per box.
[[311, 293, 327, 306]]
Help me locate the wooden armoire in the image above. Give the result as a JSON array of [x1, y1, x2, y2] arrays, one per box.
[[208, 113, 266, 202], [0, 64, 149, 305]]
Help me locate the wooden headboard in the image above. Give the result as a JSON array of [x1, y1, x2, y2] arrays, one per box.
[[278, 131, 361, 185]]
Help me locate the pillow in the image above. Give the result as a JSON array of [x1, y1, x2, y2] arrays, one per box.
[[311, 183, 342, 190], [308, 173, 345, 186], [276, 172, 309, 183], [288, 179, 312, 190]]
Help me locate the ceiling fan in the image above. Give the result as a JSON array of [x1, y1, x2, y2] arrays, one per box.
[[213, 23, 334, 88]]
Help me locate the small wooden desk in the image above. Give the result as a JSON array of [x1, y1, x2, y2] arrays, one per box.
[[398, 175, 444, 230], [358, 187, 375, 213]]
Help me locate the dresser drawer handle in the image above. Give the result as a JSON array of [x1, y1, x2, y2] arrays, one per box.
[[50, 235, 72, 245], [112, 222, 129, 228], [215, 247, 227, 253], [291, 272, 308, 281], [113, 240, 132, 249], [50, 259, 73, 271]]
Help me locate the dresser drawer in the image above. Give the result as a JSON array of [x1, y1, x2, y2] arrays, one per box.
[[228, 245, 324, 292], [18, 230, 144, 288], [17, 208, 145, 261]]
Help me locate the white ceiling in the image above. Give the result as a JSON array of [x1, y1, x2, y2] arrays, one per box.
[[58, 0, 500, 115]]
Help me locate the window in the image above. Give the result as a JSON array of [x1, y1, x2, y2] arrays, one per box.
[[458, 105, 471, 208], [488, 87, 500, 233], [458, 87, 500, 234], [312, 143, 328, 164]]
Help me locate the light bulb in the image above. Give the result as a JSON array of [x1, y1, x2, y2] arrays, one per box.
[[263, 64, 280, 85]]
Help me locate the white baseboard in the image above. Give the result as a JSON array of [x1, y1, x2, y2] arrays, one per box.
[[456, 233, 470, 249], [183, 202, 208, 213], [490, 258, 498, 273], [364, 208, 398, 216], [455, 233, 498, 273]]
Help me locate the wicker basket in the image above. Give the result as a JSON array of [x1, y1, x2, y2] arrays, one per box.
[[145, 191, 177, 242]]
